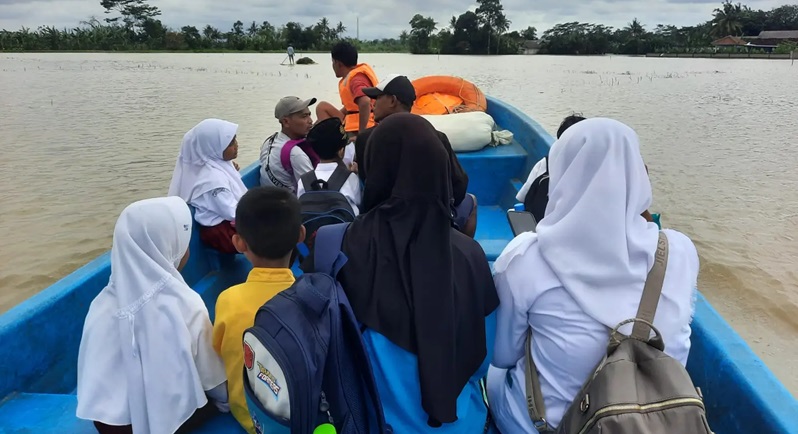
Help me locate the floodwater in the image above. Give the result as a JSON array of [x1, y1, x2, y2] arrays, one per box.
[[1, 52, 797, 393]]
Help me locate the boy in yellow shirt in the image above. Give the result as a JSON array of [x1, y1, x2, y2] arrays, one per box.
[[212, 186, 305, 433]]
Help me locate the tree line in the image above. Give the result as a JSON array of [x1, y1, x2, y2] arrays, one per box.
[[407, 0, 798, 55], [0, 0, 403, 52], [1, 0, 796, 55]]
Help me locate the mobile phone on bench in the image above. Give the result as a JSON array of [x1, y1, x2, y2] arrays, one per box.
[[506, 204, 538, 236]]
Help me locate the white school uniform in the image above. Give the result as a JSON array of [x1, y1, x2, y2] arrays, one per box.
[[487, 118, 698, 432], [168, 119, 246, 226], [516, 156, 548, 202], [76, 197, 227, 434]]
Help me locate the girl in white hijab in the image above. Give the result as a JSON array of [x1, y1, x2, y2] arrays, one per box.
[[77, 197, 229, 434], [486, 118, 699, 432], [168, 119, 247, 254]]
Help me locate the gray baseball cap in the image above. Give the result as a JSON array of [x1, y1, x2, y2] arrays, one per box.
[[274, 96, 317, 119]]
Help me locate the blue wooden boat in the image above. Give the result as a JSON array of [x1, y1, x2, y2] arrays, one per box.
[[1, 96, 796, 433]]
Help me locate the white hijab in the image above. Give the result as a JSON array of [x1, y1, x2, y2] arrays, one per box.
[[76, 197, 227, 434], [168, 118, 247, 204], [495, 118, 662, 328]]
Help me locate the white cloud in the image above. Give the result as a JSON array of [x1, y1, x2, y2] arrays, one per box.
[[0, 0, 790, 38]]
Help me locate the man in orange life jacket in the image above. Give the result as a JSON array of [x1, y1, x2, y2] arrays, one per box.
[[315, 41, 378, 139]]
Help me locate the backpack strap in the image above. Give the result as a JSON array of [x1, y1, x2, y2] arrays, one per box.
[[522, 232, 669, 433], [280, 138, 306, 176], [300, 170, 319, 192], [262, 133, 294, 191], [313, 223, 351, 278], [325, 162, 352, 192], [524, 330, 552, 433], [631, 231, 669, 340]]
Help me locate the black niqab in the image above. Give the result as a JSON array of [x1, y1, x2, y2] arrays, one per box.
[[340, 113, 499, 426]]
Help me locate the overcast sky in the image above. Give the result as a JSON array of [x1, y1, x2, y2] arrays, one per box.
[[0, 0, 788, 38]]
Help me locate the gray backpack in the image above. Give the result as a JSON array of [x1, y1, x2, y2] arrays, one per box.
[[525, 232, 713, 434]]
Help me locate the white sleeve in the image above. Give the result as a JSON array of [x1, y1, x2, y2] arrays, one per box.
[[516, 157, 548, 202], [343, 173, 362, 216], [193, 189, 238, 225], [296, 175, 307, 198], [491, 269, 530, 369], [290, 147, 314, 183], [343, 143, 356, 167]]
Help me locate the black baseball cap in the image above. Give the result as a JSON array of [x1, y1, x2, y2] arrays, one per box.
[[306, 118, 348, 159], [362, 74, 416, 107]]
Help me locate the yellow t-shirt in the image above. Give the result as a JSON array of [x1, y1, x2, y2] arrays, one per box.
[[213, 267, 295, 434]]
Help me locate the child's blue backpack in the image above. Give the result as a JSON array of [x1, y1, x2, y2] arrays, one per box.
[[242, 223, 392, 434]]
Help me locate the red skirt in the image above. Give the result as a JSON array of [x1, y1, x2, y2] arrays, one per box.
[[199, 220, 238, 254]]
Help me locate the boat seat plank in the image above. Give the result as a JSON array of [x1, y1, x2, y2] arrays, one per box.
[[475, 205, 515, 261], [0, 393, 246, 433], [0, 393, 95, 433], [457, 141, 527, 206]]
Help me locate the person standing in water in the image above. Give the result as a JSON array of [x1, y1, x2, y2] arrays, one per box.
[[315, 41, 378, 139], [286, 45, 295, 65]]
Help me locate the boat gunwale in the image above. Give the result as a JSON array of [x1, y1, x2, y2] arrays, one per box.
[[0, 96, 794, 433]]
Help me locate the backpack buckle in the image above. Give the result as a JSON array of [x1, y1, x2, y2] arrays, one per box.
[[533, 418, 551, 433], [580, 394, 590, 413]]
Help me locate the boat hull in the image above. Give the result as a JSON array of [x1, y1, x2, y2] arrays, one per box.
[[0, 96, 795, 433]]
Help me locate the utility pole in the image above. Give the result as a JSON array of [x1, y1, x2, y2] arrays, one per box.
[[356, 16, 359, 41]]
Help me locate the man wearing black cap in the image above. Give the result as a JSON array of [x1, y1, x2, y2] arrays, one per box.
[[354, 74, 416, 180], [357, 74, 478, 238], [259, 96, 316, 193]]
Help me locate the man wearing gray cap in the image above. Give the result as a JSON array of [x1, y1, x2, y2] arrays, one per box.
[[259, 96, 317, 193]]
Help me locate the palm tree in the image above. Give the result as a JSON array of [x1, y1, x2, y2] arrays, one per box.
[[317, 17, 331, 41], [399, 30, 409, 46], [711, 0, 743, 37], [247, 21, 258, 37], [450, 16, 457, 31], [203, 25, 220, 41], [625, 18, 645, 39], [493, 15, 510, 54], [335, 21, 346, 38]]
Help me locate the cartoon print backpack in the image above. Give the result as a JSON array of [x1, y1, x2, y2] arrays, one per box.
[[242, 223, 392, 434]]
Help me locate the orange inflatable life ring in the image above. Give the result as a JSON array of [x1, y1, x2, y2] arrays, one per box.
[[410, 76, 487, 116]]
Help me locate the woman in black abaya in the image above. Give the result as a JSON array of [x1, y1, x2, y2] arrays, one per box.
[[339, 112, 499, 431]]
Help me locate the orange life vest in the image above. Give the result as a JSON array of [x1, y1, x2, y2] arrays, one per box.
[[338, 63, 379, 133]]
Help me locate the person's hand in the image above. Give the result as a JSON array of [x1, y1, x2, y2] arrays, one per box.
[[233, 161, 240, 171], [348, 162, 358, 174]]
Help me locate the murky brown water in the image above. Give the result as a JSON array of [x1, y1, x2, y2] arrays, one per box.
[[1, 52, 797, 393]]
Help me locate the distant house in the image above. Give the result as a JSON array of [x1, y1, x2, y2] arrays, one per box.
[[711, 36, 748, 47], [750, 30, 798, 46], [521, 40, 540, 55]]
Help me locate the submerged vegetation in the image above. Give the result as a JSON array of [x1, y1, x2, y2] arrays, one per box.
[[0, 0, 796, 55]]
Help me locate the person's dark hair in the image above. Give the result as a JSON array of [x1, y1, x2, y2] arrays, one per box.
[[331, 41, 358, 67], [556, 113, 586, 139], [235, 187, 301, 260]]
